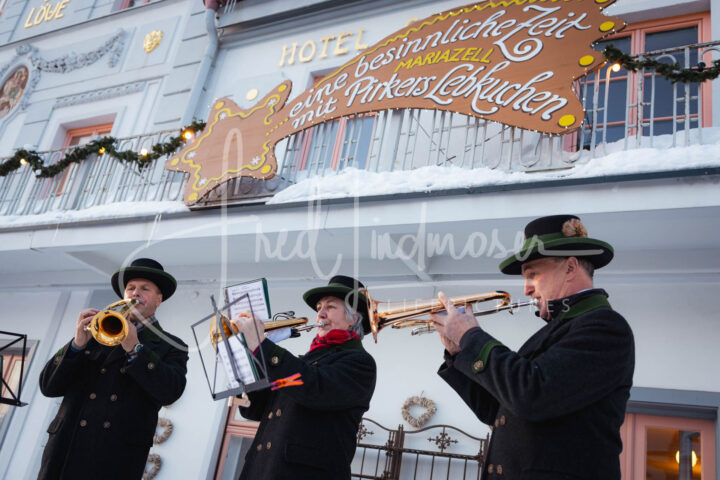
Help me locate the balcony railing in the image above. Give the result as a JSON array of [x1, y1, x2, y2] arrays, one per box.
[[0, 130, 187, 217], [1, 41, 718, 217]]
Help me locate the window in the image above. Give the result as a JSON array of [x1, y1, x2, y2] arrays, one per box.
[[0, 336, 35, 450], [621, 414, 716, 479], [292, 114, 376, 174], [39, 122, 113, 199], [281, 73, 377, 178], [115, 0, 151, 10], [579, 13, 711, 146], [214, 396, 258, 479]]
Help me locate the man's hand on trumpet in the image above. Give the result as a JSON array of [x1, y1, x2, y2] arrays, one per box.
[[231, 311, 266, 352], [430, 292, 477, 355], [74, 308, 99, 349]]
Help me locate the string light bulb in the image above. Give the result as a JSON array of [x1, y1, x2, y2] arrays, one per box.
[[611, 63, 621, 73], [140, 148, 149, 156], [98, 147, 106, 154], [183, 130, 194, 141], [20, 158, 27, 166], [675, 450, 698, 467]]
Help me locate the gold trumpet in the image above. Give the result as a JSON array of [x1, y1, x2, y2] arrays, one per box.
[[209, 313, 313, 350], [363, 290, 537, 342], [85, 299, 136, 346]]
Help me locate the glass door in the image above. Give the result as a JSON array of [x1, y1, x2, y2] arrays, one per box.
[[621, 414, 716, 480]]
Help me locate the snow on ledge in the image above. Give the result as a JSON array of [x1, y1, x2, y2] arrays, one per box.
[[267, 128, 720, 204], [0, 201, 189, 229]]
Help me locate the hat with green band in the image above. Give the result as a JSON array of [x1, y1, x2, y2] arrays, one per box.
[[499, 215, 614, 275], [302, 275, 370, 334]]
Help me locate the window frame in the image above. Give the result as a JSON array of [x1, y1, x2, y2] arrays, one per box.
[[588, 12, 711, 136]]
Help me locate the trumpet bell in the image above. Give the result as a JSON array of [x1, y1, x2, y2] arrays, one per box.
[[365, 290, 512, 342], [88, 299, 136, 346], [209, 314, 237, 351]]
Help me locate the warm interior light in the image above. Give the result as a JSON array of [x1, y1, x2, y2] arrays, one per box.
[[675, 450, 698, 467], [611, 63, 622, 72]]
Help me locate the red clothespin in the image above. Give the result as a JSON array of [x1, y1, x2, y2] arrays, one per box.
[[271, 373, 303, 390]]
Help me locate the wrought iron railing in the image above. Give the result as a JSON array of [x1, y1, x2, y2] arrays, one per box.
[[352, 418, 489, 480], [0, 41, 717, 218]]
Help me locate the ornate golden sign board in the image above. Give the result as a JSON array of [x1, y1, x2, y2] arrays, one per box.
[[167, 0, 624, 205]]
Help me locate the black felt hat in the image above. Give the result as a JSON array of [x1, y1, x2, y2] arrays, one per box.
[[111, 258, 177, 301], [499, 215, 614, 275], [302, 275, 370, 334]]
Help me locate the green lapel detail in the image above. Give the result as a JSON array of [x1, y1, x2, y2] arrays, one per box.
[[556, 295, 611, 324], [472, 340, 503, 373]]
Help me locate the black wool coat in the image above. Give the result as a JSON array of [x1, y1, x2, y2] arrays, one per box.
[[38, 321, 188, 480], [438, 289, 635, 480], [238, 337, 376, 480]]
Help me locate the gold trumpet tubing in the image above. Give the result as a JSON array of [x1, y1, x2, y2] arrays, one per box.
[[264, 317, 309, 331], [366, 290, 513, 342]]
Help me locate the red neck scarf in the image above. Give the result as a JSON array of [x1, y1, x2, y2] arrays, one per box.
[[309, 329, 360, 352]]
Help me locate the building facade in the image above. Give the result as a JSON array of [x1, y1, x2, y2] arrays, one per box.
[[1, 0, 719, 479]]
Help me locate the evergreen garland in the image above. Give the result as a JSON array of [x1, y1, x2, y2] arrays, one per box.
[[0, 120, 206, 178], [603, 44, 720, 83]]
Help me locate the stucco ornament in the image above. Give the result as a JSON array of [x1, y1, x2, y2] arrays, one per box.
[[29, 30, 126, 73], [143, 30, 164, 54], [401, 395, 437, 428]]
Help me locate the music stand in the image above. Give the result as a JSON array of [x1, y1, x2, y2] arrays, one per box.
[[191, 294, 270, 401], [0, 331, 28, 407]]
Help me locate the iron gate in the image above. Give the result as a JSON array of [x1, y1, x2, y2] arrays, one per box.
[[352, 418, 489, 480]]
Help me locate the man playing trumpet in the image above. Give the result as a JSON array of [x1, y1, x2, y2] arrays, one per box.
[[38, 258, 188, 480], [432, 215, 635, 480], [232, 275, 376, 480]]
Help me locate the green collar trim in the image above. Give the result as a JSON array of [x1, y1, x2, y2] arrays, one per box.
[[139, 321, 164, 343], [556, 294, 611, 324], [335, 338, 365, 351]]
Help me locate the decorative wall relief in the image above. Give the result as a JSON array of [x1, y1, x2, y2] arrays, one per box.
[[0, 67, 29, 120], [54, 81, 146, 108], [28, 29, 126, 73]]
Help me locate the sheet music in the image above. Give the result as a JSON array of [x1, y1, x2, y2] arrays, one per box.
[[225, 279, 270, 321], [216, 335, 257, 388]]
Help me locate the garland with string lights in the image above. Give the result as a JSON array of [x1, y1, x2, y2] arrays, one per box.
[[0, 120, 205, 178], [603, 44, 720, 84]]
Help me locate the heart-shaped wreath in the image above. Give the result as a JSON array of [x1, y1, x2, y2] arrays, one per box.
[[143, 454, 162, 480], [401, 395, 437, 428], [153, 417, 173, 444]]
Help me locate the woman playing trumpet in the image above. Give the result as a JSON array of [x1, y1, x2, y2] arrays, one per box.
[[232, 275, 376, 480]]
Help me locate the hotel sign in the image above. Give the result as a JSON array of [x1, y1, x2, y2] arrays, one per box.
[[167, 0, 624, 205]]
